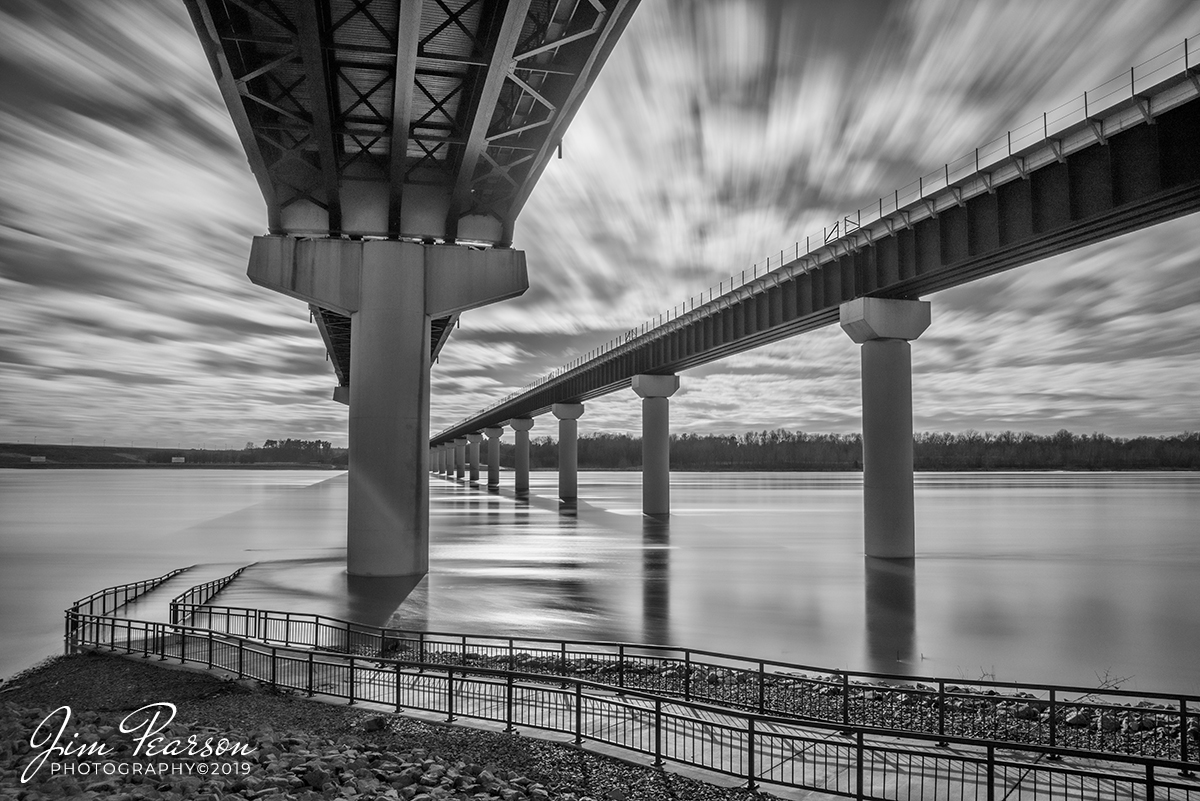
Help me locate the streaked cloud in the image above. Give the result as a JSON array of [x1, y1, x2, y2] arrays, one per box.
[[1, 0, 1198, 446]]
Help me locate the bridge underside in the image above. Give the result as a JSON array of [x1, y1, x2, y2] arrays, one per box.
[[438, 95, 1200, 441]]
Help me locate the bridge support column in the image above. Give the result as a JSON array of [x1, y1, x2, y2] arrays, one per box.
[[632, 375, 680, 516], [454, 437, 467, 481], [510, 418, 534, 495], [437, 444, 448, 475], [552, 403, 584, 501], [247, 236, 526, 577], [840, 298, 931, 559], [484, 427, 504, 489], [466, 433, 482, 484]]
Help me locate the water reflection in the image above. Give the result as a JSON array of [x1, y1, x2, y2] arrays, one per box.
[[642, 516, 671, 645], [6, 470, 1200, 690], [346, 573, 423, 627], [864, 557, 916, 674]]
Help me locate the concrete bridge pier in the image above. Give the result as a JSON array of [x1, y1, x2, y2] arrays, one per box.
[[454, 437, 467, 481], [466, 433, 482, 484], [484, 426, 504, 489], [247, 236, 527, 577], [632, 375, 680, 516], [510, 418, 534, 495], [553, 403, 584, 502], [840, 298, 931, 559], [438, 444, 449, 476]]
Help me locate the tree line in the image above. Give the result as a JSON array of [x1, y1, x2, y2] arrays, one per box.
[[496, 430, 1200, 471], [149, 439, 346, 465]]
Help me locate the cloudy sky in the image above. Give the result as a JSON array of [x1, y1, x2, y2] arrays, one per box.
[[2, 0, 1198, 448]]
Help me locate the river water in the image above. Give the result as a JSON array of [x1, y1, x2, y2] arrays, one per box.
[[2, 469, 1197, 694]]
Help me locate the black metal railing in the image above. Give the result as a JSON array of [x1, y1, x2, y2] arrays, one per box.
[[64, 567, 191, 653], [172, 602, 1200, 767], [65, 608, 1200, 801], [168, 565, 253, 626]]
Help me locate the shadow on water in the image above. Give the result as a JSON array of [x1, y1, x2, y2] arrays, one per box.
[[864, 556, 916, 675], [345, 573, 424, 628], [642, 516, 671, 645]]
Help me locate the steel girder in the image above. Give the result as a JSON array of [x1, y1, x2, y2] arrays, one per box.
[[185, 0, 639, 244], [186, 0, 638, 396]]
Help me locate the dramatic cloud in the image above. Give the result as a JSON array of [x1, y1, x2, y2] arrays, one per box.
[[2, 0, 1198, 447]]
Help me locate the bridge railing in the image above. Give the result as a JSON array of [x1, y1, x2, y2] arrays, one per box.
[[439, 33, 1200, 438], [169, 601, 1200, 767], [66, 607, 1200, 800]]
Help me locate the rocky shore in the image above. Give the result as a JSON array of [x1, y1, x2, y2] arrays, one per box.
[[0, 653, 769, 801]]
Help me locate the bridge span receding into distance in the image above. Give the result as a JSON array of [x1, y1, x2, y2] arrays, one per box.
[[186, 3, 1200, 579], [429, 38, 1200, 560]]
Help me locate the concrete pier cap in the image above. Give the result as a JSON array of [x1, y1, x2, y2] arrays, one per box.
[[840, 297, 931, 343], [551, 402, 585, 420], [483, 427, 505, 438], [246, 235, 529, 578], [632, 374, 680, 399]]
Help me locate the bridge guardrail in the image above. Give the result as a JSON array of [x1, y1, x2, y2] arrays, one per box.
[[65, 607, 1200, 800], [439, 32, 1200, 438], [171, 601, 1200, 767]]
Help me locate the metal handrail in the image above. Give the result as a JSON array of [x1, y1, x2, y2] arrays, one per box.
[[437, 33, 1200, 438], [174, 600, 1200, 767], [64, 607, 1200, 799], [168, 565, 253, 625], [67, 566, 192, 621]]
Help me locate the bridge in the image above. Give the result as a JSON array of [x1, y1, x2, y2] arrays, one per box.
[[185, 0, 639, 577], [187, 4, 1200, 577], [429, 39, 1200, 559]]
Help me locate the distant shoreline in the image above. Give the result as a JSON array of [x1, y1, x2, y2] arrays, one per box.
[[4, 462, 339, 470]]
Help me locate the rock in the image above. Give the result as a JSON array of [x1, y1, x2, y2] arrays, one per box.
[[1064, 710, 1091, 727], [363, 717, 388, 732], [1098, 715, 1120, 733], [1014, 704, 1040, 721], [303, 767, 331, 789]]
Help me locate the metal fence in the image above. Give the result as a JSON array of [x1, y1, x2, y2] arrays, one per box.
[[65, 608, 1200, 801], [169, 565, 252, 626], [172, 602, 1200, 767], [63, 567, 192, 651]]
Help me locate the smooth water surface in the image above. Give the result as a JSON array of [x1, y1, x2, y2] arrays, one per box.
[[0, 469, 342, 679], [2, 469, 1197, 693], [400, 471, 1200, 693]]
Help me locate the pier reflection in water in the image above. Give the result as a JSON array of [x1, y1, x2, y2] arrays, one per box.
[[864, 557, 916, 674]]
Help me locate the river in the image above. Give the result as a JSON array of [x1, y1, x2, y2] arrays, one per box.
[[2, 469, 1197, 693]]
